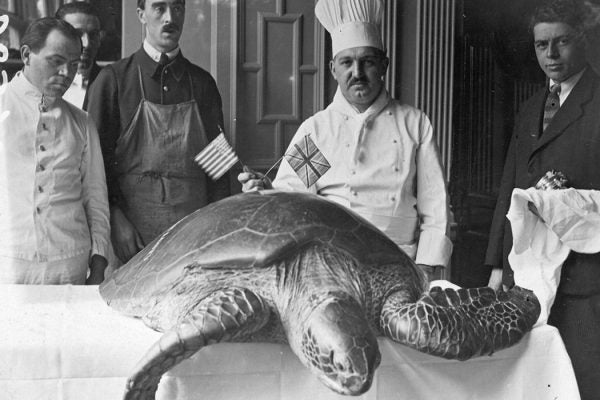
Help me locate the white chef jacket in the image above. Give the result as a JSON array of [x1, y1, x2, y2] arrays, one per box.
[[274, 88, 452, 267], [0, 72, 109, 264]]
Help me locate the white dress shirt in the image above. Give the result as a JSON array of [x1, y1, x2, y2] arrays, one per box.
[[550, 67, 586, 106], [274, 88, 452, 267], [62, 72, 88, 109], [0, 72, 109, 263]]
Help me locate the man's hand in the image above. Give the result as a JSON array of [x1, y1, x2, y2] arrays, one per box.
[[111, 206, 144, 263], [86, 254, 107, 285], [238, 166, 273, 192], [487, 267, 507, 291], [418, 264, 442, 282]]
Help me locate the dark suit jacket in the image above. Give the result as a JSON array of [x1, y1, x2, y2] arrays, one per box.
[[486, 67, 600, 295], [81, 62, 102, 110]]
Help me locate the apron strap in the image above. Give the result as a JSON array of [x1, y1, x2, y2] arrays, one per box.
[[137, 66, 146, 100], [187, 71, 195, 102]]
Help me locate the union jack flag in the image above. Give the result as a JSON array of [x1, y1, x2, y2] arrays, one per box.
[[194, 131, 239, 180], [284, 135, 330, 188]]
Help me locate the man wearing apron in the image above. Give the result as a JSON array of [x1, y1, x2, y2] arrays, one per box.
[[239, 0, 452, 280], [87, 0, 229, 263]]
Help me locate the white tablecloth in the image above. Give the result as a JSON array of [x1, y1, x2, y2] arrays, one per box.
[[0, 284, 580, 400]]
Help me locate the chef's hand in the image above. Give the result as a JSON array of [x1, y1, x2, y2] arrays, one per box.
[[238, 166, 273, 192], [86, 254, 107, 285], [111, 206, 145, 263]]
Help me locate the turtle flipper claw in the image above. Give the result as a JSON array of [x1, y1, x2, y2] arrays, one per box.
[[381, 285, 541, 360]]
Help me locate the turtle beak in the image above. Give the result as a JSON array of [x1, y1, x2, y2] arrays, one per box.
[[318, 342, 381, 395], [300, 296, 381, 395]]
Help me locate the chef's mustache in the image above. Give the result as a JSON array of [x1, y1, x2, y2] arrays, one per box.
[[349, 78, 369, 85]]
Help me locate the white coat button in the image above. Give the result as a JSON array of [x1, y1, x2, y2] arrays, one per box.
[[40, 145, 46, 151], [38, 186, 43, 193]]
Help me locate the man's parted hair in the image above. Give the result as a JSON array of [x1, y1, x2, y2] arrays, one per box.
[[529, 0, 586, 36], [21, 17, 81, 53], [137, 0, 185, 9], [55, 1, 101, 23]]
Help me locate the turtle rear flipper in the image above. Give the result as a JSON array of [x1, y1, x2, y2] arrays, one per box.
[[380, 285, 541, 360], [123, 287, 269, 400]]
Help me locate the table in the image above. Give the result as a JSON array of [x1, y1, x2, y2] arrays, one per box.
[[0, 284, 580, 400]]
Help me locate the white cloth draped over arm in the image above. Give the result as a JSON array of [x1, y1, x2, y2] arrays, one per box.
[[507, 188, 600, 326]]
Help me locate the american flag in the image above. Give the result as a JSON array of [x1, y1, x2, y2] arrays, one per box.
[[194, 132, 239, 180], [284, 135, 330, 188]]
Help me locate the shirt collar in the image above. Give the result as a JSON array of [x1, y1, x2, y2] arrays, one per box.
[[550, 67, 586, 105], [143, 39, 181, 63], [11, 71, 59, 109], [12, 71, 43, 100], [139, 42, 185, 82]]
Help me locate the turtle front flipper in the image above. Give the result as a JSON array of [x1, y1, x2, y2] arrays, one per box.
[[123, 287, 269, 400], [380, 285, 541, 360]]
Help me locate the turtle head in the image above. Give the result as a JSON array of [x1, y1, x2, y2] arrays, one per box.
[[297, 294, 381, 395]]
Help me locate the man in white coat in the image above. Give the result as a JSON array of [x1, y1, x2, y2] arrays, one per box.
[[0, 17, 109, 284], [239, 0, 452, 280]]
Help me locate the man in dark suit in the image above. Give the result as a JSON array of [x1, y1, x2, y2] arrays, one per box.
[[55, 1, 103, 109], [485, 1, 600, 398]]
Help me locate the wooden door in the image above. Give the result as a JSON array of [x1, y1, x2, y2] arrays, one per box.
[[232, 0, 327, 177]]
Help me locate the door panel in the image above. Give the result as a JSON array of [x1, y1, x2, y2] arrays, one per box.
[[236, 0, 325, 171]]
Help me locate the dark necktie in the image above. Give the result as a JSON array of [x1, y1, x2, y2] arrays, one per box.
[[153, 53, 170, 78], [542, 83, 561, 133]]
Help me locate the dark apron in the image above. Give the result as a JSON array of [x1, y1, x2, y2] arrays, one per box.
[[114, 67, 208, 244]]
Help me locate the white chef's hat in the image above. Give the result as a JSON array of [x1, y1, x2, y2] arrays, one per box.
[[315, 0, 384, 57]]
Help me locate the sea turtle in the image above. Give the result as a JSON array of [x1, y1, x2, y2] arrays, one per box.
[[100, 190, 540, 400]]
